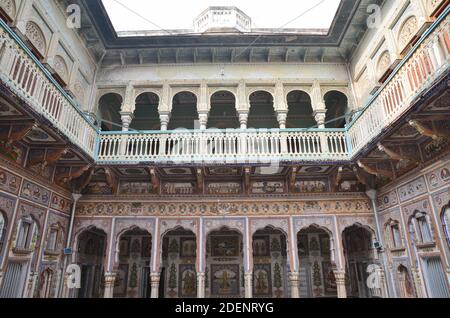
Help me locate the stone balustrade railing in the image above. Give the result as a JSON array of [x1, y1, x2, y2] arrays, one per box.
[[97, 129, 349, 164], [0, 9, 448, 165], [0, 19, 98, 158], [348, 12, 449, 155]]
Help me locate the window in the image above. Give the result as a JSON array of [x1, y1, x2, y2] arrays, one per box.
[[387, 221, 402, 249], [46, 229, 58, 252], [412, 211, 433, 244], [16, 217, 34, 249]]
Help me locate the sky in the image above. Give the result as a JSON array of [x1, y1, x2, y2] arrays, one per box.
[[102, 0, 342, 32]]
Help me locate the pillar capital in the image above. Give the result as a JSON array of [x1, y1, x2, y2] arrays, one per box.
[[198, 112, 209, 130], [277, 111, 287, 129], [120, 112, 134, 131], [313, 110, 327, 129], [239, 112, 249, 130], [160, 113, 171, 131], [365, 189, 378, 201]]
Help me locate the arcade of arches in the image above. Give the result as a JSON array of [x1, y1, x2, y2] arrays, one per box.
[[66, 223, 388, 299]]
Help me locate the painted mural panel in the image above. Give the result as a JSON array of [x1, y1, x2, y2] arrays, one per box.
[[50, 193, 71, 214], [211, 264, 240, 297], [398, 177, 427, 203], [20, 180, 50, 206], [426, 163, 450, 191], [377, 190, 399, 211], [293, 179, 328, 193], [253, 264, 272, 297], [0, 167, 21, 195], [206, 182, 241, 195], [251, 181, 285, 194], [211, 236, 239, 257], [179, 264, 197, 297]]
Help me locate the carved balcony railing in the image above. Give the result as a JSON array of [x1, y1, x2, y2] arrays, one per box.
[[348, 11, 450, 156], [97, 129, 349, 164], [0, 19, 98, 158], [0, 9, 448, 165]]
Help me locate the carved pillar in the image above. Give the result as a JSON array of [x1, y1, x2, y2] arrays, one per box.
[[198, 112, 209, 130], [120, 112, 133, 132], [334, 270, 347, 298], [239, 112, 248, 130], [150, 272, 161, 298], [244, 272, 253, 298], [103, 273, 116, 298], [314, 110, 327, 129], [160, 113, 171, 131], [277, 112, 287, 129], [288, 272, 300, 298], [197, 272, 206, 298]]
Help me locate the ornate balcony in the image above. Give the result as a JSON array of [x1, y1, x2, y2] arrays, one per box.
[[0, 9, 449, 166]]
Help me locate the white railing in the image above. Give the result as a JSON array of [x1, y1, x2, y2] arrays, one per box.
[[0, 21, 98, 158], [97, 129, 349, 164], [0, 10, 448, 165], [348, 14, 450, 155]]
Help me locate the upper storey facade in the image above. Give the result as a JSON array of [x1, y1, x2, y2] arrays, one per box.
[[0, 0, 448, 165]]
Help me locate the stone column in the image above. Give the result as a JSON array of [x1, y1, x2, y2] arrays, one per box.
[[103, 273, 116, 298], [198, 112, 209, 130], [288, 272, 300, 298], [314, 110, 327, 129], [277, 112, 287, 129], [244, 272, 253, 298], [239, 112, 248, 130], [150, 272, 161, 298], [334, 270, 347, 298], [160, 113, 170, 131], [120, 112, 133, 132], [197, 272, 206, 298]]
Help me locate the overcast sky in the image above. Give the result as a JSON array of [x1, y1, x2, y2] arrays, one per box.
[[102, 0, 342, 32]]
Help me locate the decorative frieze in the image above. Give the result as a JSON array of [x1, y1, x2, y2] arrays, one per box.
[[20, 180, 51, 206], [398, 177, 427, 203], [76, 199, 372, 217]]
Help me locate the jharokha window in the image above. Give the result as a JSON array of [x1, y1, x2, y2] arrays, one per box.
[[386, 220, 403, 249], [410, 211, 434, 245]]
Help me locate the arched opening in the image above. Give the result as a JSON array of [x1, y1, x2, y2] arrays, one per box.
[[114, 228, 152, 298], [324, 91, 348, 128], [252, 227, 288, 298], [248, 91, 278, 129], [38, 268, 55, 298], [168, 92, 198, 130], [342, 224, 379, 298], [286, 91, 316, 128], [98, 93, 123, 131], [208, 91, 239, 129], [297, 226, 336, 298], [161, 228, 197, 298], [76, 227, 107, 298], [397, 265, 415, 298], [131, 92, 161, 131], [206, 227, 243, 298]]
